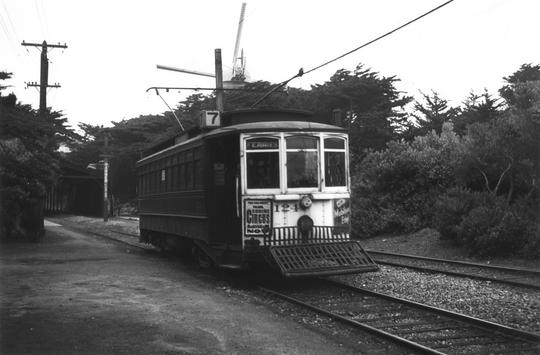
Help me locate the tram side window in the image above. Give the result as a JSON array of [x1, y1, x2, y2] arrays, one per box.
[[324, 138, 346, 187], [194, 148, 203, 189], [171, 165, 177, 191], [144, 173, 148, 194], [153, 168, 159, 193], [179, 163, 185, 190], [286, 136, 318, 188], [185, 150, 194, 189], [246, 138, 279, 189]]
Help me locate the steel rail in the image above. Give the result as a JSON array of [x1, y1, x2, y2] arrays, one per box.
[[258, 286, 445, 355], [366, 250, 540, 290], [366, 250, 540, 275], [374, 259, 540, 290], [323, 279, 540, 343], [107, 230, 140, 238]]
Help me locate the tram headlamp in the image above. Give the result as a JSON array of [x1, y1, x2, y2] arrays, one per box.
[[299, 195, 313, 210], [297, 215, 314, 234]]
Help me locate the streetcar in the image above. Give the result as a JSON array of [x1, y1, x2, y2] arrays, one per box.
[[136, 109, 377, 276]]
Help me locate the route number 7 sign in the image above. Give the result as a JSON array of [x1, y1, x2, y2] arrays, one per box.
[[200, 110, 221, 128]]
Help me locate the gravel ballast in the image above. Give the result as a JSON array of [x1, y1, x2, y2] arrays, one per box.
[[337, 266, 540, 334]]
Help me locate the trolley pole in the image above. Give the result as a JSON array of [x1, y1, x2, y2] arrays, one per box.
[[214, 48, 224, 111]]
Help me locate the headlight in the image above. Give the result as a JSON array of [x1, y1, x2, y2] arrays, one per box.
[[297, 215, 314, 234], [299, 195, 312, 209]]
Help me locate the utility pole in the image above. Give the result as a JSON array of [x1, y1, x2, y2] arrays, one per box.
[[214, 48, 224, 111], [21, 40, 67, 115], [101, 135, 111, 222]]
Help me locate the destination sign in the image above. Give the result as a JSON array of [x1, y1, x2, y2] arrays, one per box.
[[246, 138, 279, 150]]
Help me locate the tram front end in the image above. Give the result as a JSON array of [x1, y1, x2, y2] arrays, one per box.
[[239, 131, 378, 277]]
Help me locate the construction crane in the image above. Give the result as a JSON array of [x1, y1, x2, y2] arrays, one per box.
[[230, 2, 247, 82], [156, 2, 249, 89]]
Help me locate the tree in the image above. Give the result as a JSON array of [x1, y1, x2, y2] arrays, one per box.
[[0, 72, 73, 239], [500, 63, 540, 108], [459, 66, 540, 202], [310, 65, 412, 155], [451, 90, 502, 135], [406, 91, 460, 138]]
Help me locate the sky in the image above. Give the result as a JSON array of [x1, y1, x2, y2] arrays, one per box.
[[1, 0, 539, 130]]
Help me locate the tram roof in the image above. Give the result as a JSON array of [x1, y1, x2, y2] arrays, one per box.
[[138, 120, 346, 164], [206, 120, 346, 137]]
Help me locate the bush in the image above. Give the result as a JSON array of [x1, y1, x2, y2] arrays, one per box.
[[461, 205, 530, 256], [351, 126, 462, 237], [432, 187, 481, 242], [434, 188, 539, 257]]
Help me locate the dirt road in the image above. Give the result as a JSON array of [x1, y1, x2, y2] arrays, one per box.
[[1, 221, 362, 354]]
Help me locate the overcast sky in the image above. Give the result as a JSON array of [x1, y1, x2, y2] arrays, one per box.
[[1, 0, 539, 129]]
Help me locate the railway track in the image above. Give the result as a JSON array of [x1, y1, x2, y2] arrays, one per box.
[[367, 250, 540, 290], [55, 223, 539, 353], [259, 278, 540, 354]]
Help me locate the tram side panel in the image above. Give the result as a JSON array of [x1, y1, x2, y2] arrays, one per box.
[[138, 142, 210, 244]]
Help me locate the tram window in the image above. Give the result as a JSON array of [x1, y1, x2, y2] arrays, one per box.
[[324, 138, 346, 187], [144, 173, 148, 193], [247, 152, 279, 188], [167, 167, 173, 191], [185, 161, 193, 189], [246, 138, 279, 189], [171, 166, 177, 191], [194, 148, 203, 188], [194, 160, 202, 188], [179, 163, 185, 190], [286, 136, 318, 188]]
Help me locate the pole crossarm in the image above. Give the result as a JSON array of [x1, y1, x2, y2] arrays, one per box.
[[26, 82, 61, 88], [145, 86, 272, 93], [21, 41, 68, 49], [21, 40, 67, 113]]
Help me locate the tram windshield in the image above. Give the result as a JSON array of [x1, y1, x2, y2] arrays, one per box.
[[324, 138, 346, 187], [286, 136, 319, 188], [246, 138, 280, 189]]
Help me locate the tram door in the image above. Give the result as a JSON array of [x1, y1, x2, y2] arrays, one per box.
[[206, 136, 241, 245]]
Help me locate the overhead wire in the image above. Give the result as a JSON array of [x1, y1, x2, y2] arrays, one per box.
[[34, 0, 47, 38], [303, 0, 455, 76], [0, 1, 18, 52], [251, 0, 456, 107], [1, 0, 19, 40]]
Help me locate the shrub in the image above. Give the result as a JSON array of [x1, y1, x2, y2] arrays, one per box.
[[434, 188, 539, 257], [457, 203, 503, 252], [432, 187, 480, 242], [461, 206, 530, 256]]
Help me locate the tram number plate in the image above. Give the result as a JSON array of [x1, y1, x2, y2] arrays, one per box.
[[274, 203, 299, 212], [200, 110, 221, 128], [245, 200, 272, 236]]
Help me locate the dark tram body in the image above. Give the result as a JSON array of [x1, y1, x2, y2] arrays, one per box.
[[136, 109, 377, 276]]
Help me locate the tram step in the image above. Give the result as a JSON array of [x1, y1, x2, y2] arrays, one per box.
[[218, 263, 243, 270], [268, 241, 378, 277]]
